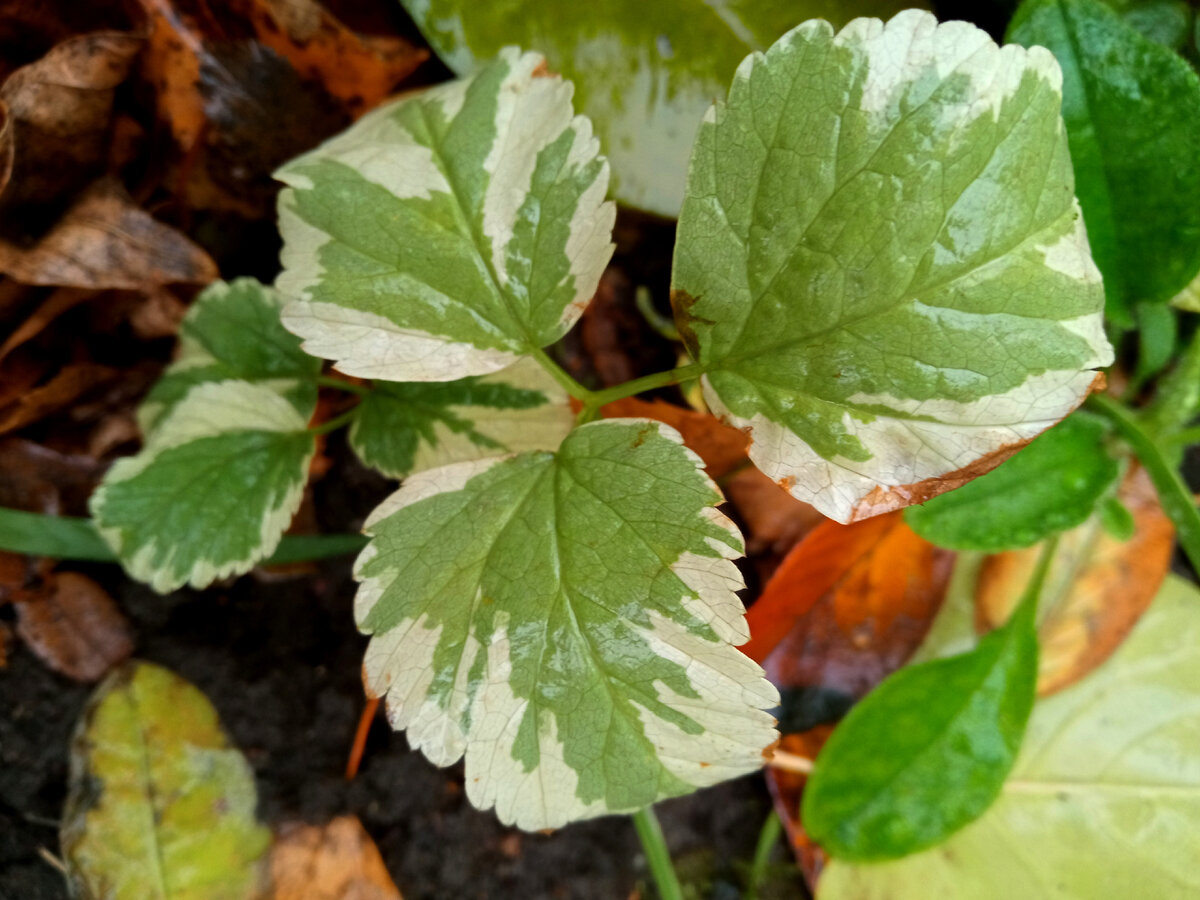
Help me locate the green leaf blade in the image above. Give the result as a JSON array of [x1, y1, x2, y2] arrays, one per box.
[[61, 661, 270, 900], [348, 357, 573, 478], [672, 11, 1112, 524], [905, 412, 1120, 551], [92, 381, 316, 593], [801, 583, 1040, 860], [356, 419, 778, 829], [275, 48, 615, 382], [818, 576, 1200, 898], [140, 278, 320, 433], [1009, 0, 1200, 324]]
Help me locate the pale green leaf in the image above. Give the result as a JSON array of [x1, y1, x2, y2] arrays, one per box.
[[275, 48, 615, 382], [91, 381, 316, 593], [904, 412, 1120, 551], [399, 0, 924, 217], [672, 10, 1112, 523], [349, 357, 572, 478], [1009, 0, 1200, 325], [1170, 268, 1200, 312], [61, 661, 270, 900], [355, 419, 778, 830], [818, 575, 1200, 899], [140, 278, 321, 433]]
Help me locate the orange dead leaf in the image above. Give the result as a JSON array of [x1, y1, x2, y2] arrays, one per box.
[[744, 513, 950, 666], [269, 816, 403, 900], [976, 467, 1174, 695], [599, 396, 749, 477], [13, 571, 133, 682], [764, 727, 833, 892], [234, 0, 427, 118]]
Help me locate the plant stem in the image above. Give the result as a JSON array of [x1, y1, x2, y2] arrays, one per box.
[[747, 810, 783, 900], [316, 374, 370, 397], [310, 405, 360, 436], [1163, 426, 1200, 448], [586, 363, 707, 407], [1087, 393, 1200, 573], [633, 806, 683, 900], [529, 348, 595, 402]]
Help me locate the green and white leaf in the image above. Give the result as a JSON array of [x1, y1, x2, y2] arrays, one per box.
[[61, 661, 270, 900], [905, 412, 1120, 551], [355, 419, 778, 830], [140, 278, 320, 434], [275, 48, 614, 382], [91, 381, 316, 593], [672, 10, 1112, 524], [349, 357, 572, 479], [1009, 0, 1200, 326], [818, 575, 1200, 899], [399, 0, 923, 217]]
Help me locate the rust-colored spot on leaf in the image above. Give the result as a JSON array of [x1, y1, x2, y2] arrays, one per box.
[[849, 438, 1033, 522]]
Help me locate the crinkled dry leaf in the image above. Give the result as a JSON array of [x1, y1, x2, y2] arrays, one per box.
[[0, 31, 140, 215], [976, 467, 1174, 694], [0, 178, 217, 289], [269, 816, 403, 900], [14, 571, 132, 682], [0, 287, 95, 362]]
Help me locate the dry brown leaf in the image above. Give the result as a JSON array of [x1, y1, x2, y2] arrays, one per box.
[[747, 513, 952, 694], [0, 287, 96, 362], [270, 816, 403, 900], [599, 396, 749, 477], [13, 571, 133, 682], [976, 467, 1174, 694], [0, 31, 141, 214], [0, 362, 118, 434], [0, 177, 218, 289], [233, 0, 426, 117], [0, 620, 11, 668], [724, 466, 823, 556]]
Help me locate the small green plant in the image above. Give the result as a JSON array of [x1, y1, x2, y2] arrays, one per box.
[[83, 3, 1200, 891]]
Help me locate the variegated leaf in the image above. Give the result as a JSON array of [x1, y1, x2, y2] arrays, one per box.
[[91, 381, 316, 593], [399, 0, 924, 217], [275, 48, 615, 382], [349, 357, 572, 478], [355, 419, 778, 830], [672, 11, 1113, 524], [139, 278, 321, 434]]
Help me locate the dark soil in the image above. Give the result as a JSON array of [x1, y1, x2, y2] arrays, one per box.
[[0, 435, 807, 900]]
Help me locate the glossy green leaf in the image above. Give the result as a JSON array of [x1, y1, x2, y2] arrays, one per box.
[[91, 381, 316, 593], [801, 547, 1045, 860], [399, 0, 922, 217], [818, 575, 1200, 898], [672, 10, 1112, 524], [61, 661, 270, 900], [356, 419, 778, 830], [349, 357, 572, 478], [1101, 0, 1194, 51], [275, 48, 614, 383], [1009, 0, 1200, 326], [904, 413, 1119, 551], [139, 278, 320, 433]]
